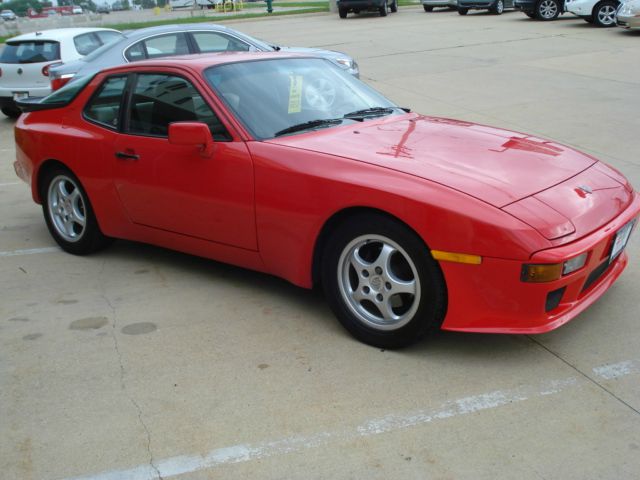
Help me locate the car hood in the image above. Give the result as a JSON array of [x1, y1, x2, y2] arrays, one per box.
[[267, 113, 598, 208]]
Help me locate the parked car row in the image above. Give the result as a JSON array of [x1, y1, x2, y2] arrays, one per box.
[[1, 25, 359, 118], [340, 0, 639, 25]]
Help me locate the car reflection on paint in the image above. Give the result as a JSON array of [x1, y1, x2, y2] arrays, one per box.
[[13, 53, 640, 349]]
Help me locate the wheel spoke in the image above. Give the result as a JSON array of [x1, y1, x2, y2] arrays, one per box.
[[377, 298, 399, 322], [57, 180, 69, 200], [372, 243, 396, 274], [350, 246, 372, 273], [387, 276, 417, 296]]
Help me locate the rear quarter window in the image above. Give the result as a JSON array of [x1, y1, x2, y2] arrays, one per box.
[[0, 41, 61, 64]]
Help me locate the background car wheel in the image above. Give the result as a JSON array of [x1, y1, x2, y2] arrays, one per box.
[[491, 0, 505, 14], [1, 106, 21, 118], [423, 4, 434, 11], [339, 7, 348, 17], [390, 0, 398, 12], [41, 167, 112, 255], [321, 213, 447, 349], [379, 0, 388, 16], [593, 1, 618, 26], [525, 11, 536, 17], [535, 0, 560, 20], [458, 7, 469, 14]]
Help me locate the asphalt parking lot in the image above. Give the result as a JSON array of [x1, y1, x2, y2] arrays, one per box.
[[1, 7, 640, 480]]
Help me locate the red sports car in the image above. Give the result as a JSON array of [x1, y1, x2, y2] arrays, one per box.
[[13, 52, 639, 348]]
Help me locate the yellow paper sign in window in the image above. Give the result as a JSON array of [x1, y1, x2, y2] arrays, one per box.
[[288, 75, 303, 114]]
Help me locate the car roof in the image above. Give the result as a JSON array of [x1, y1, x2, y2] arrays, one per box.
[[121, 22, 236, 41], [100, 51, 313, 75], [7, 28, 121, 43]]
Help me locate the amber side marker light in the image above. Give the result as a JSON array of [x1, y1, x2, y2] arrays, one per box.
[[431, 250, 482, 265], [521, 253, 588, 283]]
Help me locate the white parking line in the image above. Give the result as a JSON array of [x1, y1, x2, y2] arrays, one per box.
[[0, 247, 60, 257], [58, 358, 639, 480], [0, 182, 21, 187]]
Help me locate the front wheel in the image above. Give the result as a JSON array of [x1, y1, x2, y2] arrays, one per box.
[[390, 0, 398, 12], [458, 7, 469, 14], [535, 0, 560, 20], [379, 0, 388, 16], [423, 4, 434, 11], [41, 167, 112, 255], [491, 0, 504, 14], [339, 7, 348, 17], [321, 214, 447, 349], [593, 1, 618, 26]]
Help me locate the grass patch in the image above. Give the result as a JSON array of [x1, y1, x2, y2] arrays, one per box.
[[103, 7, 327, 30], [1, 34, 18, 44]]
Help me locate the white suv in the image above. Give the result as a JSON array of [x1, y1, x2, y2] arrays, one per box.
[[0, 28, 123, 118], [565, 0, 620, 26]]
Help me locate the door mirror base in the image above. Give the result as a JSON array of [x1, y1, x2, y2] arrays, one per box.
[[168, 122, 214, 158]]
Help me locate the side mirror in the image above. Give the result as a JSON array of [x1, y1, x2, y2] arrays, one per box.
[[168, 122, 214, 158]]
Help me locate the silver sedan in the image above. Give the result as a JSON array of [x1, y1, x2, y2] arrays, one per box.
[[49, 23, 359, 90]]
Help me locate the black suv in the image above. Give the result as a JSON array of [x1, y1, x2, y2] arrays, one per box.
[[337, 0, 398, 17], [514, 0, 566, 19]]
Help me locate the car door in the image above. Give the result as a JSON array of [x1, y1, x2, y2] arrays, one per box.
[[108, 72, 257, 250]]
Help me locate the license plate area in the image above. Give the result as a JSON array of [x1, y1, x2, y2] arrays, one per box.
[[609, 220, 635, 263], [12, 92, 28, 101]]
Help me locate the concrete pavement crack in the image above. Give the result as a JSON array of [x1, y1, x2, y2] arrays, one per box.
[[527, 335, 640, 417], [100, 261, 163, 480]]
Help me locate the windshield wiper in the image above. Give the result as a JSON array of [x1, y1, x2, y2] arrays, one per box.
[[274, 118, 343, 137], [343, 107, 398, 120]]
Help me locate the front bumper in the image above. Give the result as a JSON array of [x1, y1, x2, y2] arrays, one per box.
[[459, 0, 495, 7], [617, 14, 640, 28], [513, 0, 536, 12], [440, 191, 640, 333]]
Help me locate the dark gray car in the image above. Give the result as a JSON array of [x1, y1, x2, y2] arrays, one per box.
[[49, 23, 359, 89]]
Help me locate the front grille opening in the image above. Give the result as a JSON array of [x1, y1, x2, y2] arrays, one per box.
[[545, 287, 566, 312], [581, 260, 611, 294]]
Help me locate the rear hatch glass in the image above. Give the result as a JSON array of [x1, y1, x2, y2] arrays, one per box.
[[0, 41, 61, 64]]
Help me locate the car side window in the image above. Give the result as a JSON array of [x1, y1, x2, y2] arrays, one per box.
[[74, 33, 102, 56], [127, 74, 231, 141], [126, 42, 146, 62], [141, 33, 190, 60], [192, 32, 251, 53], [84, 75, 127, 130], [95, 31, 123, 46]]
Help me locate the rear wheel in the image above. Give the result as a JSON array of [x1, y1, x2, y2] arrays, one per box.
[[41, 167, 112, 255], [339, 7, 348, 17], [1, 106, 20, 118], [321, 213, 447, 349], [535, 0, 560, 20], [491, 0, 504, 14], [423, 4, 434, 11], [458, 7, 469, 14], [593, 1, 618, 26], [390, 0, 398, 12], [379, 0, 388, 16]]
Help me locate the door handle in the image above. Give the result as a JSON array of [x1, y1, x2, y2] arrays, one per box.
[[115, 151, 140, 161]]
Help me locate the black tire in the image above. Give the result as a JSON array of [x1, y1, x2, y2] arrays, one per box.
[[41, 166, 113, 255], [458, 7, 469, 14], [321, 213, 447, 349], [390, 0, 398, 12], [1, 106, 21, 118], [379, 0, 388, 16], [491, 0, 504, 14], [535, 0, 560, 20], [593, 1, 618, 27], [423, 4, 434, 11], [584, 15, 594, 22], [339, 7, 348, 17]]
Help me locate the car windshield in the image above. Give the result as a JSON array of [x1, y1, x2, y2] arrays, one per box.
[[204, 58, 398, 140]]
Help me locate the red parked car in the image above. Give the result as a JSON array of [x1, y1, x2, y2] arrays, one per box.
[[14, 53, 639, 348]]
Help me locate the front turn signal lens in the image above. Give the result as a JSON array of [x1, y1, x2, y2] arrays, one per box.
[[521, 263, 563, 283], [562, 252, 588, 275]]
